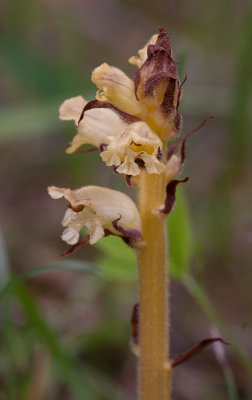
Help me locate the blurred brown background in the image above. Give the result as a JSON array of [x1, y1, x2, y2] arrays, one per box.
[[0, 0, 252, 399]]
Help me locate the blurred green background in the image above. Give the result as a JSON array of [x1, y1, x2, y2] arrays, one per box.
[[0, 0, 252, 399]]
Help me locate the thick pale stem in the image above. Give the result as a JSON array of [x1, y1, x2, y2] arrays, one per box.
[[137, 171, 171, 400]]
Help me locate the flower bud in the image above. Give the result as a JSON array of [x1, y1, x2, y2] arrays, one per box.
[[48, 185, 142, 245]]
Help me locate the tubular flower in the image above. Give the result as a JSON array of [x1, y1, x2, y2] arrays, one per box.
[[101, 121, 165, 176], [59, 96, 128, 153], [48, 186, 142, 245]]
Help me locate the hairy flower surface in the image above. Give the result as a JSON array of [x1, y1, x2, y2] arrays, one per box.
[[48, 185, 142, 245]]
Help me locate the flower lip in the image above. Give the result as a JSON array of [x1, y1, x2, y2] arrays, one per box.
[[100, 121, 165, 176]]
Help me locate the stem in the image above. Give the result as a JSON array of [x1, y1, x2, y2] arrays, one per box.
[[136, 171, 171, 400]]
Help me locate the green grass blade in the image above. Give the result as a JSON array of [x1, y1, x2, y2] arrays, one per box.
[[224, 367, 240, 400], [95, 235, 137, 281], [0, 259, 97, 301], [0, 226, 11, 290], [13, 283, 97, 400], [167, 187, 193, 279], [13, 282, 131, 400]]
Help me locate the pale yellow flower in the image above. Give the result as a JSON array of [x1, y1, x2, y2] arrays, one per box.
[[48, 185, 142, 245], [101, 121, 165, 176]]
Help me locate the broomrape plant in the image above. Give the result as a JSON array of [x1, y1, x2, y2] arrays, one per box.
[[48, 28, 216, 400]]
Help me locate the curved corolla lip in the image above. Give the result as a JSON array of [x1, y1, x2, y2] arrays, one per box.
[[100, 121, 165, 176]]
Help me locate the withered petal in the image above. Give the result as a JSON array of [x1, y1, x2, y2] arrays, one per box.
[[134, 28, 178, 101]]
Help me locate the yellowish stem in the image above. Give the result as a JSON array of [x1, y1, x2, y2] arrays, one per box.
[[136, 170, 171, 400]]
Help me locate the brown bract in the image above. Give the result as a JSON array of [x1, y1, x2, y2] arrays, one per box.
[[78, 99, 141, 126], [160, 177, 189, 214]]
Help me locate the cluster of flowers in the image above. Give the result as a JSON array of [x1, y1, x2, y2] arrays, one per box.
[[48, 28, 190, 252]]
